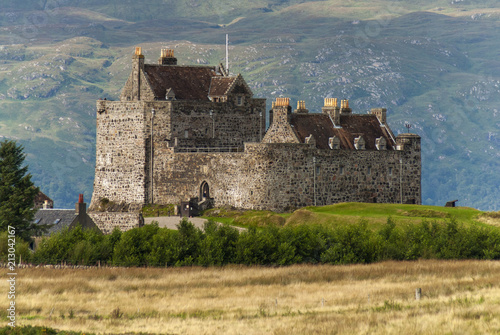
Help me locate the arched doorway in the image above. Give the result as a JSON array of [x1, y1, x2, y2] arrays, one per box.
[[200, 181, 210, 201]]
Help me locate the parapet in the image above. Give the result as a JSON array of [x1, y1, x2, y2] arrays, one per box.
[[396, 133, 421, 151]]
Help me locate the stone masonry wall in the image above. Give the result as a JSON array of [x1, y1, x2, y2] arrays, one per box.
[[90, 100, 148, 210], [152, 140, 421, 211], [88, 212, 143, 234]]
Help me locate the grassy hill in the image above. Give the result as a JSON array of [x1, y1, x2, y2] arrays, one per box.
[[203, 202, 496, 229], [0, 1, 499, 209]]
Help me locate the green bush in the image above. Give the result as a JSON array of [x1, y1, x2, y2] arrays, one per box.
[[24, 216, 500, 267], [197, 220, 239, 266], [146, 228, 179, 266], [112, 223, 160, 266]]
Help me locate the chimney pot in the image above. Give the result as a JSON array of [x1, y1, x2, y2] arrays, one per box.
[[79, 194, 84, 203]]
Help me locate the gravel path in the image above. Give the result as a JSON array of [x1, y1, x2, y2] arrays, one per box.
[[144, 216, 245, 231]]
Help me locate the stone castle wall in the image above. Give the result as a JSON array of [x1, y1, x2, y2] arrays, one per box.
[[91, 100, 148, 211], [91, 97, 266, 209], [88, 212, 143, 234], [152, 139, 421, 211]]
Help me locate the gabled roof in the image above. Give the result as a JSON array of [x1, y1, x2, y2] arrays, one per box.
[[209, 76, 236, 97], [290, 113, 395, 150], [34, 190, 52, 203], [33, 209, 77, 235], [144, 65, 217, 100]]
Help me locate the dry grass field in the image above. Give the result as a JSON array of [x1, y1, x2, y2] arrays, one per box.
[[2, 260, 500, 334]]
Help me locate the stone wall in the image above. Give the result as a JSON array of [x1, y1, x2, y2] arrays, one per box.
[[151, 139, 421, 212], [90, 100, 148, 210], [88, 212, 143, 234]]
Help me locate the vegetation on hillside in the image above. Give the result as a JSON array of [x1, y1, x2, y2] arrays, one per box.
[[7, 211, 500, 267]]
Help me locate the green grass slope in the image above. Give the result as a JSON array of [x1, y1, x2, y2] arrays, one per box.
[[204, 202, 492, 230]]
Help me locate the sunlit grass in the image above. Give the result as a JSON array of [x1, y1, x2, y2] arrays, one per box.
[[2, 260, 500, 334], [204, 203, 487, 230]]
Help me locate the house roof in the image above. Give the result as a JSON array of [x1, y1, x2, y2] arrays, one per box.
[[33, 209, 77, 235], [144, 65, 217, 100], [208, 76, 236, 97], [33, 190, 53, 209], [290, 113, 395, 150]]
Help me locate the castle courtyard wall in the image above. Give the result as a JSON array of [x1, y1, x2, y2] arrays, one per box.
[[152, 141, 421, 211]]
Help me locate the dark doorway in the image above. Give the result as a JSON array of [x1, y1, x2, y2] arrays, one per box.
[[200, 181, 210, 201]]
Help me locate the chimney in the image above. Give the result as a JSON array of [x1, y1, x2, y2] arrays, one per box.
[[294, 100, 309, 114], [158, 49, 177, 65], [371, 108, 387, 125], [270, 97, 291, 124], [43, 200, 49, 209], [132, 47, 145, 100], [75, 194, 86, 215], [340, 99, 352, 115], [322, 98, 340, 124]]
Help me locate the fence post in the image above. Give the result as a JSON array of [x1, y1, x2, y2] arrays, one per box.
[[415, 288, 421, 300]]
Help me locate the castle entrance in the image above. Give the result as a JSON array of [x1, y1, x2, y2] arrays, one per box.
[[200, 181, 210, 201]]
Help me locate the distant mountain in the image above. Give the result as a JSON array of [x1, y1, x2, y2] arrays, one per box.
[[1, 0, 499, 210]]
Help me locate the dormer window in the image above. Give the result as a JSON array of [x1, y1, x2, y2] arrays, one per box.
[[329, 136, 340, 149], [376, 137, 387, 150], [354, 136, 365, 150]]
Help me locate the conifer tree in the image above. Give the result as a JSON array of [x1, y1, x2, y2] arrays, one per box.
[[0, 140, 39, 241]]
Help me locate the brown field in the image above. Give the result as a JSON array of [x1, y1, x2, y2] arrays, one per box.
[[2, 260, 500, 334]]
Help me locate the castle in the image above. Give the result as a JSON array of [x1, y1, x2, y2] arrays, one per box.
[[88, 47, 421, 233]]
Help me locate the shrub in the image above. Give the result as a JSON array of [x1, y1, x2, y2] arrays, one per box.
[[197, 220, 239, 266], [112, 223, 160, 266]]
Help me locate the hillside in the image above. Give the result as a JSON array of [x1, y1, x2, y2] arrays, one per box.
[[0, 0, 499, 209], [203, 202, 494, 229]]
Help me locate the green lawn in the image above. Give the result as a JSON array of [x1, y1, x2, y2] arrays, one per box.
[[203, 202, 489, 230]]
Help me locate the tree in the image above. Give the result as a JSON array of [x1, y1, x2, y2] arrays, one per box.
[[0, 140, 39, 241]]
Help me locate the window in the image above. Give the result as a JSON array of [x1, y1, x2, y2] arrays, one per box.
[[54, 219, 61, 224], [237, 96, 243, 106], [184, 130, 188, 138], [389, 167, 393, 175], [339, 166, 344, 175], [367, 167, 371, 175]]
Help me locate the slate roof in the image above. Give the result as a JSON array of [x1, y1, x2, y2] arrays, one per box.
[[144, 65, 217, 100], [290, 113, 395, 150], [208, 76, 236, 97], [33, 209, 77, 235], [33, 190, 53, 208]]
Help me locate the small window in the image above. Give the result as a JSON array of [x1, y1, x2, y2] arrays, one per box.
[[237, 96, 243, 106], [54, 219, 61, 224], [339, 166, 344, 175], [389, 167, 393, 175], [34, 219, 41, 224], [316, 166, 320, 175], [184, 130, 189, 138], [367, 167, 371, 175]]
